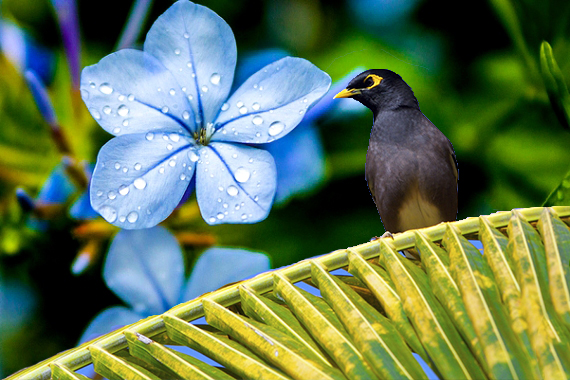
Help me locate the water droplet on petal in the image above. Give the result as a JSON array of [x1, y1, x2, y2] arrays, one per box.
[[182, 110, 190, 120], [146, 132, 154, 141], [113, 127, 121, 134], [159, 167, 165, 174], [122, 119, 129, 127], [234, 167, 250, 183], [167, 143, 173, 151], [209, 217, 216, 223], [134, 163, 142, 171], [99, 206, 117, 223], [128, 94, 135, 101], [227, 186, 238, 196], [99, 83, 113, 94], [118, 95, 125, 101], [252, 102, 261, 110], [169, 133, 180, 142], [107, 191, 117, 200], [96, 190, 103, 197], [114, 162, 121, 170], [118, 104, 129, 116], [183, 32, 190, 38], [174, 48, 181, 55], [169, 160, 176, 167], [161, 106, 169, 113], [103, 106, 112, 114], [239, 106, 248, 114], [119, 185, 129, 196], [127, 211, 139, 223], [241, 213, 248, 220], [89, 82, 96, 88], [217, 212, 225, 220], [134, 178, 146, 189], [236, 101, 244, 108], [180, 174, 186, 180], [89, 108, 101, 120], [188, 150, 199, 162], [268, 121, 285, 136], [169, 88, 176, 96], [252, 116, 263, 125], [201, 85, 208, 93], [210, 73, 221, 85]]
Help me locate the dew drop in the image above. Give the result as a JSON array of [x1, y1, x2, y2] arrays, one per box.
[[180, 174, 186, 180], [252, 115, 263, 125], [167, 143, 173, 151], [182, 110, 190, 120], [252, 102, 261, 110], [169, 160, 176, 167], [159, 167, 165, 174], [183, 32, 190, 38], [217, 212, 225, 220], [161, 106, 169, 113], [99, 83, 113, 94], [201, 85, 208, 93], [118, 104, 129, 116], [188, 150, 200, 162], [119, 185, 129, 196], [227, 185, 238, 196], [89, 82, 96, 88], [221, 103, 229, 111], [122, 120, 129, 127], [169, 133, 180, 142], [268, 121, 285, 136], [236, 101, 244, 108], [145, 132, 154, 141], [96, 190, 103, 197], [209, 217, 216, 223], [122, 167, 128, 173], [128, 94, 135, 101], [118, 95, 125, 101], [187, 61, 193, 68], [239, 106, 248, 114], [241, 213, 248, 220], [119, 216, 126, 222], [134, 163, 142, 171], [107, 191, 117, 200], [113, 127, 121, 134], [114, 162, 121, 170], [210, 73, 221, 85], [103, 106, 112, 115], [169, 88, 176, 96], [127, 211, 139, 223], [234, 167, 251, 183], [174, 48, 181, 55], [99, 206, 117, 223], [134, 178, 146, 189]]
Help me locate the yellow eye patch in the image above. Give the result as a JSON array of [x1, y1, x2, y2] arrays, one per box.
[[365, 74, 383, 89]]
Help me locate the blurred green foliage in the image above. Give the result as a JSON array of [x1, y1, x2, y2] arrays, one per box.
[[1, 0, 570, 376]]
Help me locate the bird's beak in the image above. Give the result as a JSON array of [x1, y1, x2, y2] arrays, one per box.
[[333, 88, 361, 99]]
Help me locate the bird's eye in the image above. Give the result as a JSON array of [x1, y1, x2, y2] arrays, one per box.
[[364, 78, 374, 87]]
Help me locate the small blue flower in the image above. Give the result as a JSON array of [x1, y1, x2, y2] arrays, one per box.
[[79, 226, 270, 343], [81, 0, 331, 229]]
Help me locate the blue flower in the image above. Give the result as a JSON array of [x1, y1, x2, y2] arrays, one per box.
[[81, 0, 331, 229], [79, 226, 270, 343]]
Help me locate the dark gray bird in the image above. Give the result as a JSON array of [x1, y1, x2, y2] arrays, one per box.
[[334, 69, 458, 233]]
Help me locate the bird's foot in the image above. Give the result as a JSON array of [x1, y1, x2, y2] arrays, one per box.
[[371, 231, 394, 241]]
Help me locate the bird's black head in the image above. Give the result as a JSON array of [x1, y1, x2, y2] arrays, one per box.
[[334, 69, 418, 116]]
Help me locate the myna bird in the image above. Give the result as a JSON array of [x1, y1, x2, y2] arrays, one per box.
[[334, 69, 458, 234]]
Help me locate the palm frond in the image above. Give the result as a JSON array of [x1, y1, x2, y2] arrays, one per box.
[[9, 206, 570, 380]]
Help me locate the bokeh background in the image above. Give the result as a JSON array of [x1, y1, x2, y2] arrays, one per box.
[[1, 0, 569, 376]]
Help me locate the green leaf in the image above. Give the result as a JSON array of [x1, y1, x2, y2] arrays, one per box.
[[311, 261, 426, 379], [273, 273, 377, 379], [89, 345, 161, 380], [540, 41, 570, 130], [544, 166, 570, 206]]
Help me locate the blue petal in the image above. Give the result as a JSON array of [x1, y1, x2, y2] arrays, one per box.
[[265, 123, 325, 204], [181, 247, 270, 301], [90, 133, 196, 229], [213, 57, 331, 144], [78, 306, 141, 344], [81, 49, 196, 136], [196, 142, 276, 225], [37, 164, 75, 204], [103, 227, 185, 315], [233, 49, 288, 90], [144, 0, 237, 125], [304, 67, 366, 123], [69, 191, 99, 220]]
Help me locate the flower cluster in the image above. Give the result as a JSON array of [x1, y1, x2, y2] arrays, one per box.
[[82, 0, 331, 229]]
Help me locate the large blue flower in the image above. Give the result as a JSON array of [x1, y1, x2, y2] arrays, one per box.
[[81, 0, 331, 229]]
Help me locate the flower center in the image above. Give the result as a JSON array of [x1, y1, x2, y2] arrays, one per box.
[[193, 123, 215, 146]]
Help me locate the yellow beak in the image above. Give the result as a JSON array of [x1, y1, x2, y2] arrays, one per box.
[[333, 88, 361, 99]]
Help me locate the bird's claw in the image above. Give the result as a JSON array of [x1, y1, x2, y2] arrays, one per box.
[[371, 231, 394, 241]]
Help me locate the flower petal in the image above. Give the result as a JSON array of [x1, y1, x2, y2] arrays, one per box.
[[81, 49, 196, 136], [196, 142, 276, 225], [181, 247, 270, 301], [144, 0, 236, 125], [212, 57, 331, 144], [78, 306, 141, 344], [103, 227, 185, 315], [90, 133, 196, 229], [264, 122, 326, 204]]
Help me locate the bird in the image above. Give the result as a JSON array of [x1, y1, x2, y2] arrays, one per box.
[[334, 69, 458, 235]]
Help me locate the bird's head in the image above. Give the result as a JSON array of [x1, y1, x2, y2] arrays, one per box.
[[334, 69, 418, 116]]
